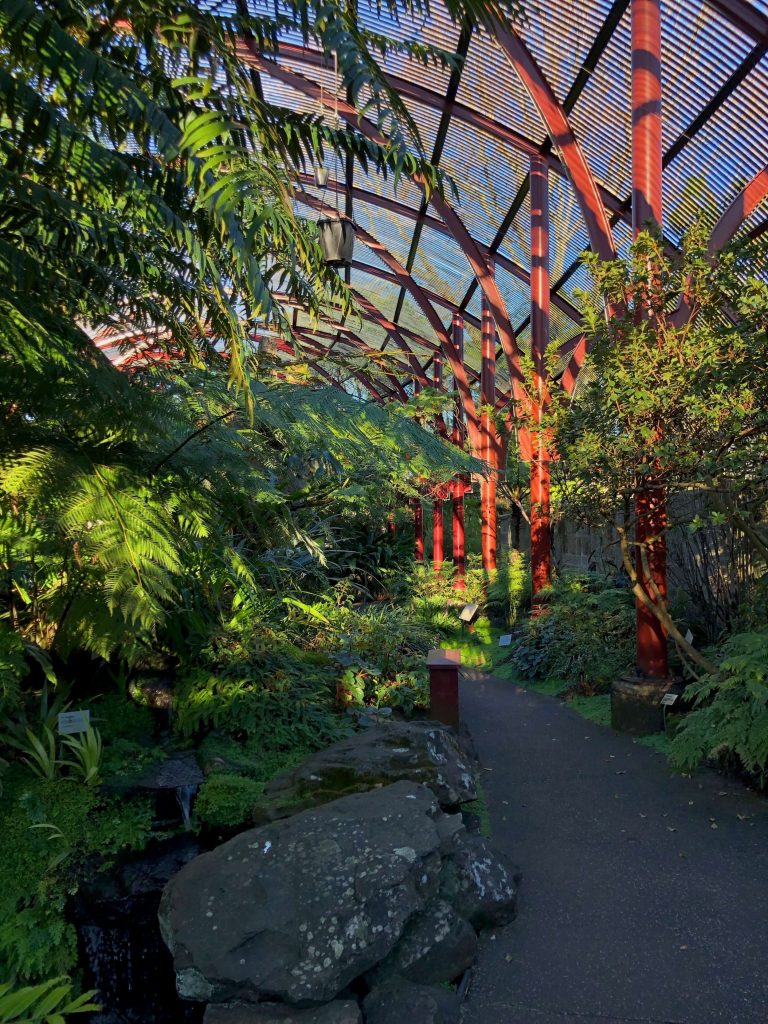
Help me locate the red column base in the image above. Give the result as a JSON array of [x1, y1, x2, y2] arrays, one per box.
[[427, 649, 461, 729]]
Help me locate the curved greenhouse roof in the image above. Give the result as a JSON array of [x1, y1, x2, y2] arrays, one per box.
[[235, 0, 768, 399]]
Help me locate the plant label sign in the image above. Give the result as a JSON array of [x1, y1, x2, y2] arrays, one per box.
[[58, 710, 90, 735], [684, 629, 694, 645], [660, 693, 679, 707], [459, 603, 479, 623], [499, 634, 513, 647]]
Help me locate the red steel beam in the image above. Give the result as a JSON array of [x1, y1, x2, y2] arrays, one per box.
[[241, 43, 532, 450], [491, 21, 617, 265], [432, 498, 445, 572], [451, 313, 467, 590], [414, 499, 425, 562], [292, 186, 484, 451], [633, 0, 668, 681], [480, 270, 498, 574], [530, 155, 552, 598]]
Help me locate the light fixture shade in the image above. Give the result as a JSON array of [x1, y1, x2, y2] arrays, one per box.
[[317, 216, 355, 266]]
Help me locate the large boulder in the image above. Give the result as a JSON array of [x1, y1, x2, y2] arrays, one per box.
[[438, 833, 518, 929], [363, 978, 460, 1024], [262, 722, 476, 817], [204, 1002, 361, 1023], [370, 899, 477, 986], [159, 782, 463, 1007]]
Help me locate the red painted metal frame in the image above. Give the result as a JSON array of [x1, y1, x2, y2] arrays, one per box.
[[632, 0, 668, 680], [451, 314, 467, 590], [413, 499, 425, 562], [239, 43, 532, 455], [530, 155, 552, 598], [432, 498, 445, 572], [632, 0, 663, 232], [480, 272, 498, 574], [491, 20, 617, 265]]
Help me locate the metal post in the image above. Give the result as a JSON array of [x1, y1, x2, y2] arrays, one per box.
[[452, 481, 466, 590], [530, 154, 552, 600], [433, 498, 444, 572], [632, 0, 668, 680], [452, 313, 467, 590], [481, 265, 497, 575], [414, 500, 424, 563]]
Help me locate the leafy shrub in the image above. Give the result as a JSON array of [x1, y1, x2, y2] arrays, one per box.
[[0, 976, 98, 1023], [195, 774, 264, 829], [509, 572, 633, 690], [175, 669, 346, 749], [336, 664, 429, 716], [670, 629, 768, 783], [372, 672, 429, 716], [0, 622, 27, 720], [0, 769, 153, 981]]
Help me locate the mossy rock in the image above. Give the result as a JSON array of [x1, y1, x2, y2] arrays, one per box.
[[258, 721, 477, 819]]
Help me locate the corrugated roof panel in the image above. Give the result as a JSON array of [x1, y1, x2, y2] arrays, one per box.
[[353, 164, 424, 213], [395, 295, 441, 348], [496, 190, 532, 271], [352, 198, 416, 265], [354, 0, 461, 93], [439, 121, 530, 247], [455, 30, 546, 146], [661, 1, 754, 153], [568, 5, 632, 198], [663, 56, 768, 245], [411, 223, 477, 305], [520, 0, 615, 103]]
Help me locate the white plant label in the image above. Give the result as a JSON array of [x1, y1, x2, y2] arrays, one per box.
[[499, 634, 513, 647], [660, 693, 679, 707], [58, 710, 91, 735], [459, 603, 479, 623]]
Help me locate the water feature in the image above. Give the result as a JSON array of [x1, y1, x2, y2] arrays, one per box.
[[175, 783, 198, 829], [76, 835, 204, 1023]]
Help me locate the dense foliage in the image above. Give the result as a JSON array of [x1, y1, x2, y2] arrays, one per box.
[[508, 571, 634, 692], [0, 0, 526, 997]]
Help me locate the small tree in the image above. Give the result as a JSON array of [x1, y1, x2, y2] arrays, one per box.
[[551, 227, 768, 674]]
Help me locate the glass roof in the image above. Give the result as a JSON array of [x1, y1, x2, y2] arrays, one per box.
[[253, 0, 768, 398]]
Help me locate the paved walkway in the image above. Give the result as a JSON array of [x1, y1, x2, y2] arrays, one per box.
[[459, 670, 768, 1024]]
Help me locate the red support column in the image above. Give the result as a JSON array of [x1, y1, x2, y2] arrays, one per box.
[[451, 313, 467, 590], [433, 499, 444, 572], [632, 0, 668, 681], [414, 500, 424, 563], [480, 272, 497, 575], [530, 154, 552, 600], [452, 481, 466, 590]]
